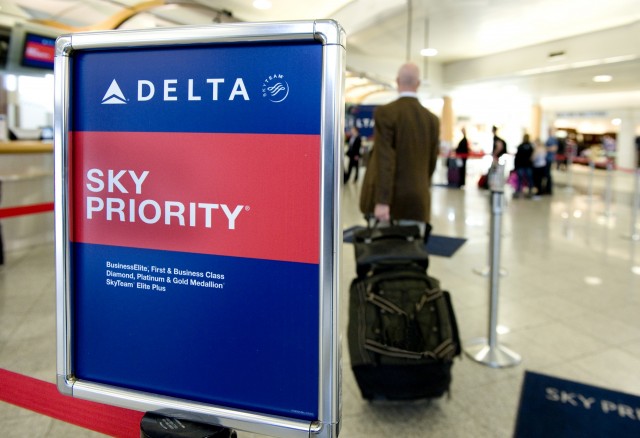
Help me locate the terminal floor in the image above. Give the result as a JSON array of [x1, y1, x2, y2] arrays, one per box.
[[2, 164, 640, 437]]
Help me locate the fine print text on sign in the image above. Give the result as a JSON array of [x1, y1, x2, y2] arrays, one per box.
[[105, 260, 226, 292]]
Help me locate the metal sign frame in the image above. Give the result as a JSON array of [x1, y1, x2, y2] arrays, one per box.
[[54, 21, 344, 438]]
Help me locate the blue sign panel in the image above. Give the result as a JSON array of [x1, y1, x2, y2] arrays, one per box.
[[346, 104, 376, 138], [69, 40, 323, 420], [73, 244, 319, 418], [72, 42, 322, 134]]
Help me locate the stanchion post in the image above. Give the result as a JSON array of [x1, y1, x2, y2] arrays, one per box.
[[603, 158, 614, 217], [588, 158, 595, 200], [631, 167, 640, 241], [473, 162, 508, 277], [566, 144, 575, 193], [487, 190, 503, 352], [464, 165, 521, 368]]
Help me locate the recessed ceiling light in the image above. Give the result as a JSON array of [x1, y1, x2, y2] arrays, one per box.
[[611, 118, 622, 126], [420, 48, 438, 57], [253, 0, 272, 10], [592, 75, 612, 83], [584, 276, 602, 285]]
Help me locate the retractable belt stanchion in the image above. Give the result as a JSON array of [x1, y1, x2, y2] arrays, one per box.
[[603, 157, 614, 218], [566, 147, 575, 193], [474, 161, 507, 278], [465, 165, 521, 368], [587, 158, 596, 200]]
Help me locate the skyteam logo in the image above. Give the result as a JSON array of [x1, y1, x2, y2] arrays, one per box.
[[262, 74, 289, 103], [101, 79, 127, 104]]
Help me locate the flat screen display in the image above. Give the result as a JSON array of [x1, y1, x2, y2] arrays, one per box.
[[22, 32, 55, 69]]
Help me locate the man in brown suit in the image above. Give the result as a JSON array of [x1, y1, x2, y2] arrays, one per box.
[[359, 63, 440, 230]]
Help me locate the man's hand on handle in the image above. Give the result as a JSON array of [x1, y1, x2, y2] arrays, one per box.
[[374, 204, 390, 222]]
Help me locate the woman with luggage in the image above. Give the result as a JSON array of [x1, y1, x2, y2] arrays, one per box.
[[513, 133, 534, 198]]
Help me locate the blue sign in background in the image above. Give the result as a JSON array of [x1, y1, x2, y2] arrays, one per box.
[[23, 33, 56, 70], [515, 371, 640, 437], [346, 104, 376, 138]]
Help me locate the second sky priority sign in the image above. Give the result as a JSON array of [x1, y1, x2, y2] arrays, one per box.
[[55, 21, 345, 438]]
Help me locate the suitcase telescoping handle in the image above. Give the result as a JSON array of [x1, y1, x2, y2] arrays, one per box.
[[362, 215, 421, 243], [364, 214, 432, 244]]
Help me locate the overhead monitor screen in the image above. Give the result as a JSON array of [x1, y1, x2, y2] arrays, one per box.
[[22, 32, 55, 70]]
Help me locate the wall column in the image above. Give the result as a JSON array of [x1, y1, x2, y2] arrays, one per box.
[[530, 103, 542, 141], [614, 109, 640, 170], [441, 95, 454, 145]]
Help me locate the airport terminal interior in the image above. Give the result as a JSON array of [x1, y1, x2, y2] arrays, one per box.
[[3, 162, 640, 437], [1, 1, 640, 437]]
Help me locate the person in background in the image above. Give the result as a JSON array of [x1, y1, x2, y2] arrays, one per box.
[[513, 133, 534, 198], [565, 134, 577, 168], [544, 128, 558, 194], [555, 135, 567, 170], [603, 135, 617, 165], [532, 139, 547, 198], [359, 62, 440, 240], [344, 125, 362, 183], [455, 127, 470, 187], [492, 125, 507, 162]]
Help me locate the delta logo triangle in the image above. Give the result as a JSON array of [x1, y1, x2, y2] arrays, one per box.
[[101, 79, 127, 104]]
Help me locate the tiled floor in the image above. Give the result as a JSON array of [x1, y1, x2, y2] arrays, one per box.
[[2, 161, 640, 437]]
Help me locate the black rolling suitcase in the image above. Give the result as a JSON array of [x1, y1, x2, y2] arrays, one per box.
[[347, 224, 461, 400], [447, 157, 462, 187]]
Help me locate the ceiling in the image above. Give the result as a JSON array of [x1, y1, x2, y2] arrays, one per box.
[[1, 0, 639, 106]]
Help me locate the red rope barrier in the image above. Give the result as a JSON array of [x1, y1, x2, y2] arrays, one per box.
[[0, 368, 143, 437], [0, 202, 54, 219], [441, 152, 491, 159]]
